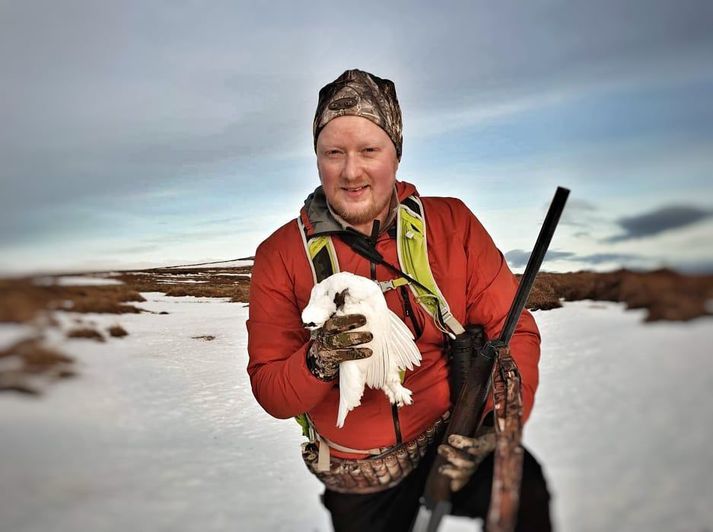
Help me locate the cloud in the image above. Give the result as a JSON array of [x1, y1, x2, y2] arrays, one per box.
[[506, 248, 645, 268], [2, 0, 712, 270], [607, 205, 713, 242], [577, 252, 643, 264], [505, 249, 576, 268], [555, 198, 603, 229], [3, 0, 711, 218]]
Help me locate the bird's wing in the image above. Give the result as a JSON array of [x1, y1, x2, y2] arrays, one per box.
[[347, 299, 387, 389], [365, 309, 422, 388], [385, 310, 422, 371], [364, 321, 388, 388]]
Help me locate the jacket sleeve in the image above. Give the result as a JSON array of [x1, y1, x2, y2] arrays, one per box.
[[246, 232, 334, 419], [459, 200, 541, 423]]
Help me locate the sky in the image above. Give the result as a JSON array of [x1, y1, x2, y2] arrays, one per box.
[[1, 0, 712, 276]]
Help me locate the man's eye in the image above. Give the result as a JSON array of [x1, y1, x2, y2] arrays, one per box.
[[326, 149, 342, 156], [363, 147, 378, 153]]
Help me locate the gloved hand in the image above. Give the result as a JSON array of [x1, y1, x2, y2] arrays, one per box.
[[306, 314, 373, 381], [437, 424, 496, 491]]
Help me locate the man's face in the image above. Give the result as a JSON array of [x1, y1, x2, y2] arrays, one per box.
[[316, 115, 398, 232]]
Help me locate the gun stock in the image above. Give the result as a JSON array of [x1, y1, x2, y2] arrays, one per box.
[[420, 342, 498, 527]]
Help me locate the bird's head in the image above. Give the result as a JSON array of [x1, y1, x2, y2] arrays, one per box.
[[301, 272, 380, 330]]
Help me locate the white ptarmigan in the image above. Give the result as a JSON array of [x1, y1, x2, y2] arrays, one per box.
[[301, 271, 422, 428]]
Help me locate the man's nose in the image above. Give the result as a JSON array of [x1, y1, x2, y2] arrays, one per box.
[[342, 153, 362, 180]]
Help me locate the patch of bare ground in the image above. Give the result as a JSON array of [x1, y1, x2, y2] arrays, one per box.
[[114, 267, 251, 303], [191, 335, 215, 341], [0, 338, 76, 395], [2, 265, 710, 326], [108, 325, 128, 337], [66, 327, 105, 342], [525, 269, 713, 322], [0, 278, 146, 324], [0, 266, 252, 326], [0, 266, 252, 395]]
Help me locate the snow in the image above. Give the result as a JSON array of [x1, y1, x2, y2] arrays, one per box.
[[525, 301, 713, 531], [0, 297, 711, 531], [1, 293, 332, 532], [0, 322, 39, 349]]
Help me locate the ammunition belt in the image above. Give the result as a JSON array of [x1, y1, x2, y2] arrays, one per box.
[[301, 412, 449, 494]]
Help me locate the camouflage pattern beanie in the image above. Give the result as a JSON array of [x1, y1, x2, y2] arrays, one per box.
[[313, 69, 403, 160]]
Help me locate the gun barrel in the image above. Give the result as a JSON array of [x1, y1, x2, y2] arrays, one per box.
[[500, 186, 570, 344]]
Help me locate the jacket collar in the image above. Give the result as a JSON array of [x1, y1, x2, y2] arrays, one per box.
[[301, 180, 419, 237]]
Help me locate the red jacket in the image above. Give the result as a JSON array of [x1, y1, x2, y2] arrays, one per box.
[[247, 181, 541, 458]]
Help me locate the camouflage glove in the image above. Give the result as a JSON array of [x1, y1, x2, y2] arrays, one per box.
[[437, 424, 496, 491], [306, 314, 373, 382]]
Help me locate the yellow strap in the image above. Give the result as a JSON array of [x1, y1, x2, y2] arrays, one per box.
[[297, 217, 340, 284], [397, 197, 465, 336]]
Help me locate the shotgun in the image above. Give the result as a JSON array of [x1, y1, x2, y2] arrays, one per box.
[[413, 186, 570, 532]]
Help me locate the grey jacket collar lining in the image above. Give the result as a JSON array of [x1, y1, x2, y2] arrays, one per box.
[[303, 185, 398, 237]]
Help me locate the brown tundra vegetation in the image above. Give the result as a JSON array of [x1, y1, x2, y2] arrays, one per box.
[[0, 265, 710, 394]]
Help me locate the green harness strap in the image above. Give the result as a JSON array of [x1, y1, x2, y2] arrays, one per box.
[[396, 196, 465, 337]]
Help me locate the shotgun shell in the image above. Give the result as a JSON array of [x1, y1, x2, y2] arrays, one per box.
[[406, 440, 420, 465], [372, 458, 392, 485], [348, 462, 371, 490], [395, 447, 413, 477], [416, 433, 429, 457], [425, 425, 436, 444], [384, 453, 402, 480], [336, 463, 357, 491], [357, 460, 379, 487]]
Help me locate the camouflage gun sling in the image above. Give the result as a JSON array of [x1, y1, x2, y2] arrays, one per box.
[[487, 346, 524, 532]]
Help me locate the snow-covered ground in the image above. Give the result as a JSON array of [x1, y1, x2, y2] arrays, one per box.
[[525, 302, 713, 531], [0, 293, 711, 532]]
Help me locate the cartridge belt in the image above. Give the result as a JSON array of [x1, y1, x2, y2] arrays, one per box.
[[301, 411, 449, 494]]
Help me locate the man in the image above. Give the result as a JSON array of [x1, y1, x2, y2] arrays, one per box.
[[247, 69, 551, 531]]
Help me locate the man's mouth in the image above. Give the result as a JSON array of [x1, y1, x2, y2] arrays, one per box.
[[342, 185, 368, 191]]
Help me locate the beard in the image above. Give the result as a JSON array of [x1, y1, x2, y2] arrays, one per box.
[[331, 191, 393, 226]]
